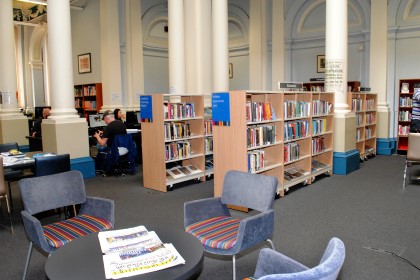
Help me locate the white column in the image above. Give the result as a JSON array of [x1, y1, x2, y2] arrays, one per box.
[[249, 0, 268, 90], [370, 0, 389, 139], [271, 0, 285, 90], [125, 0, 144, 112], [212, 0, 229, 94], [47, 0, 79, 119], [100, 0, 123, 111], [0, 0, 20, 115], [168, 0, 186, 95]]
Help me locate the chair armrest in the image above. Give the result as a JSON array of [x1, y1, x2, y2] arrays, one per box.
[[235, 210, 274, 253], [254, 248, 309, 278], [21, 210, 55, 253], [184, 197, 230, 228], [79, 197, 115, 227]]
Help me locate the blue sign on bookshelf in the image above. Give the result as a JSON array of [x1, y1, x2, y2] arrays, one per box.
[[212, 92, 230, 126], [140, 95, 153, 122]]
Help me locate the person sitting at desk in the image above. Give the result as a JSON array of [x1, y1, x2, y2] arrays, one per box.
[[31, 108, 50, 137], [114, 108, 126, 123]]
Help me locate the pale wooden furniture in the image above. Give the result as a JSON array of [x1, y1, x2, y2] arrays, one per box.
[[74, 83, 103, 116]]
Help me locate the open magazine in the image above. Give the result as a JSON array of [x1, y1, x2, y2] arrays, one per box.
[[98, 226, 185, 279]]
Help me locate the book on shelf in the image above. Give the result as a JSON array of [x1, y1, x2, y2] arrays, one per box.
[[312, 160, 328, 171], [185, 165, 202, 174], [284, 167, 309, 181], [167, 167, 185, 179], [401, 83, 410, 93], [98, 225, 185, 279], [205, 160, 214, 170]]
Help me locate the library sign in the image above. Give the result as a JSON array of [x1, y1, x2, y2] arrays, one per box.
[[212, 92, 230, 126], [140, 95, 153, 122], [325, 59, 344, 92]]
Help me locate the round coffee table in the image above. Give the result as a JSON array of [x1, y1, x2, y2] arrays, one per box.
[[45, 226, 204, 280]]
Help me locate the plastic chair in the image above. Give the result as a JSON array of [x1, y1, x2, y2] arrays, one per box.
[[184, 170, 278, 280], [0, 156, 13, 233], [403, 133, 420, 189], [19, 170, 115, 279], [248, 237, 345, 280]]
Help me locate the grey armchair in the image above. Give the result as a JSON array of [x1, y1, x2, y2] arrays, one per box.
[[184, 170, 278, 280], [248, 237, 345, 280], [19, 170, 114, 280]]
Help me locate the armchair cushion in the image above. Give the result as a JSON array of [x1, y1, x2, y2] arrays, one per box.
[[186, 216, 240, 249], [43, 214, 112, 248]]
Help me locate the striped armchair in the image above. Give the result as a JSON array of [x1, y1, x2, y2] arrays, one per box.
[[19, 170, 114, 280], [184, 170, 278, 280]]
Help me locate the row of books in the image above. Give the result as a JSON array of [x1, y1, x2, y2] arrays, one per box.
[[399, 97, 412, 107], [312, 118, 328, 135], [351, 98, 363, 112], [399, 111, 411, 122], [205, 137, 213, 154], [247, 150, 265, 173], [166, 165, 202, 180], [284, 167, 310, 181], [76, 100, 96, 110], [312, 136, 326, 154], [312, 100, 332, 116], [356, 129, 362, 141], [165, 142, 191, 161], [204, 120, 212, 135], [284, 142, 300, 163], [365, 127, 373, 139], [366, 99, 376, 111], [366, 113, 375, 125], [356, 113, 363, 126], [398, 124, 410, 136], [74, 86, 98, 97], [164, 102, 195, 119], [164, 122, 191, 141], [246, 102, 276, 122], [284, 101, 310, 119], [284, 121, 309, 141], [247, 125, 277, 148]]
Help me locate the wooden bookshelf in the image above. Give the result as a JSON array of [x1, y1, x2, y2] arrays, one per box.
[[397, 79, 420, 152], [204, 108, 214, 177], [74, 83, 103, 116], [141, 94, 205, 192], [303, 81, 360, 93], [348, 92, 377, 159]]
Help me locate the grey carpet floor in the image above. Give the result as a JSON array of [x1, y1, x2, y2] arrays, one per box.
[[0, 154, 419, 279]]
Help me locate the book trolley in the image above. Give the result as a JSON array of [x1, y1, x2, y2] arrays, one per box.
[[140, 94, 205, 192]]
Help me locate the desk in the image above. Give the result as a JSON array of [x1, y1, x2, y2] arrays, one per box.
[[45, 226, 204, 280]]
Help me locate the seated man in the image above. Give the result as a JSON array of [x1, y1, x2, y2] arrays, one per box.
[[93, 110, 127, 172], [31, 108, 51, 137]]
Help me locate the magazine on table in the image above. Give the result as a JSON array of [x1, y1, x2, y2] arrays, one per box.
[[98, 225, 185, 279]]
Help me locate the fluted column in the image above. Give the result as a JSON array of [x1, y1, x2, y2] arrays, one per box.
[[0, 0, 28, 145], [271, 0, 285, 90]]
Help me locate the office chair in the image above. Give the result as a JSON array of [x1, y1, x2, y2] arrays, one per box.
[[246, 237, 345, 280], [184, 170, 278, 280], [403, 133, 420, 189], [0, 156, 13, 233], [19, 170, 114, 279]]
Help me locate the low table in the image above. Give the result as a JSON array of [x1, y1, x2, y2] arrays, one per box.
[[45, 226, 204, 280]]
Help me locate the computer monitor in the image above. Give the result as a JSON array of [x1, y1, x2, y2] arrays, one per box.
[[89, 113, 106, 128], [125, 111, 138, 125]]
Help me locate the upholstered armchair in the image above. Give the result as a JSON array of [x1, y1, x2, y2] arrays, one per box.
[[248, 237, 345, 280], [19, 170, 114, 279], [403, 133, 420, 188], [184, 170, 278, 280]]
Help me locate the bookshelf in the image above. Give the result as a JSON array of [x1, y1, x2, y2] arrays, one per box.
[[348, 92, 377, 159], [74, 83, 103, 116], [303, 81, 360, 93], [397, 79, 420, 152], [204, 107, 214, 177], [141, 94, 205, 192]]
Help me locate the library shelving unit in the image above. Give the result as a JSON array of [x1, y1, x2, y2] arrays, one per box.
[[204, 108, 214, 177], [348, 92, 377, 159], [141, 94, 205, 192], [74, 83, 103, 116], [303, 81, 360, 93], [212, 90, 284, 197], [397, 79, 420, 152]]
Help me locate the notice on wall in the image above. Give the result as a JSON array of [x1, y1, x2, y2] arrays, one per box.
[[212, 92, 230, 126], [140, 95, 153, 122], [324, 59, 344, 92]]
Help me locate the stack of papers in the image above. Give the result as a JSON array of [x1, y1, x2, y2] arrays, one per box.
[[98, 226, 185, 279]]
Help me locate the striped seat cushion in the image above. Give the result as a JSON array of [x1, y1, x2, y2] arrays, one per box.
[[43, 214, 112, 248], [185, 216, 240, 250]]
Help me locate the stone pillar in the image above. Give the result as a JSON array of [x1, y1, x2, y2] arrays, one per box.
[[325, 0, 359, 174], [212, 0, 229, 102], [124, 0, 144, 112], [271, 0, 285, 90], [0, 0, 29, 146], [100, 0, 123, 111], [370, 0, 394, 155], [168, 0, 186, 95], [43, 0, 93, 177], [249, 0, 268, 90]]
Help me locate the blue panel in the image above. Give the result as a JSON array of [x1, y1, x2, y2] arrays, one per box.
[[20, 145, 29, 153], [212, 92, 230, 126], [376, 138, 397, 155], [333, 150, 360, 175], [70, 157, 96, 179]]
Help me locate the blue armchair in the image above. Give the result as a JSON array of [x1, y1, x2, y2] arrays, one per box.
[[19, 170, 114, 279], [184, 170, 278, 280], [249, 237, 345, 280]]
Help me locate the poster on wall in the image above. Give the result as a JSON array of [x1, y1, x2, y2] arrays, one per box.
[[324, 59, 344, 93], [212, 92, 230, 126], [140, 95, 153, 122]]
